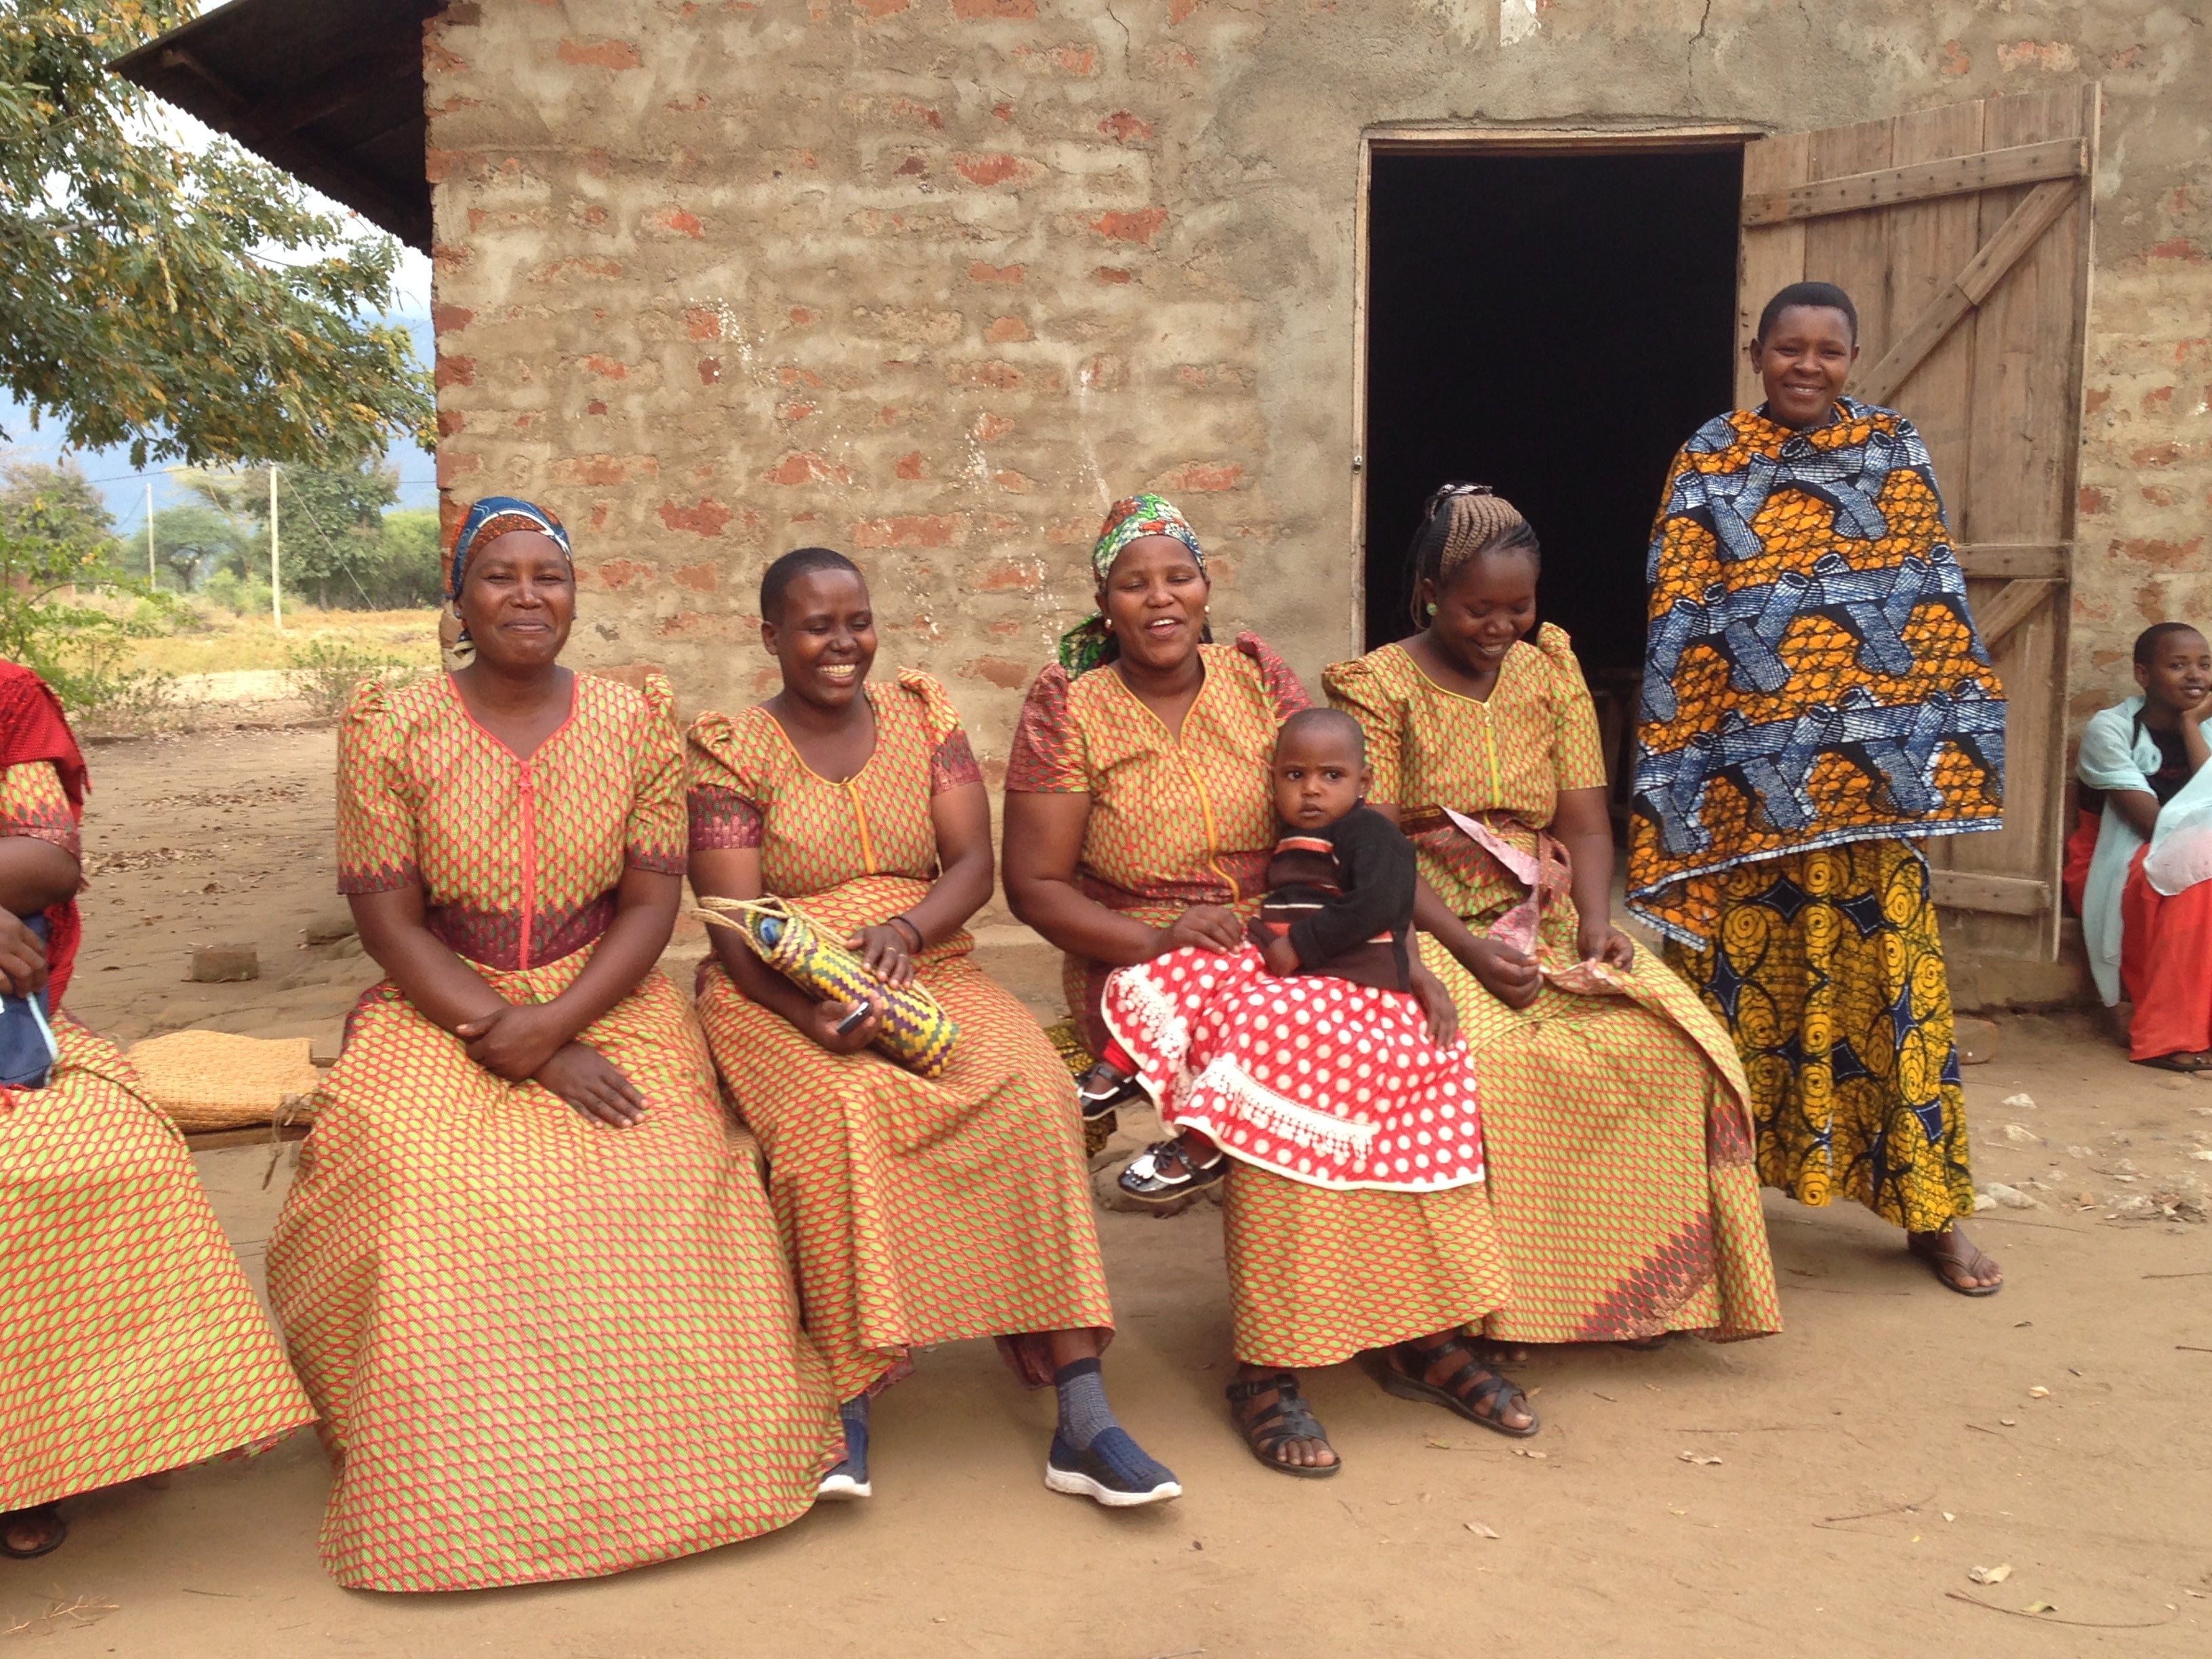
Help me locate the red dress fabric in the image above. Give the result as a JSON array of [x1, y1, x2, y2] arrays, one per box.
[[2061, 806, 2100, 919], [2119, 845, 2212, 1061], [1101, 943, 1484, 1193], [0, 661, 87, 1004]]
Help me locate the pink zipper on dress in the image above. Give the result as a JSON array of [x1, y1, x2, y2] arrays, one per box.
[[517, 759, 538, 970]]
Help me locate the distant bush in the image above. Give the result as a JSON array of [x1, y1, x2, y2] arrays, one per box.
[[285, 636, 412, 721]]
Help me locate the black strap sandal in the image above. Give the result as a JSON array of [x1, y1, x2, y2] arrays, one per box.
[[1, 1504, 65, 1559], [1225, 1372, 1341, 1479], [1117, 1136, 1228, 1206], [1077, 1062, 1146, 1124], [1378, 1337, 1541, 1438]]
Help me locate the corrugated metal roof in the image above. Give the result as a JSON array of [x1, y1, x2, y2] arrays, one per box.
[[110, 0, 438, 251]]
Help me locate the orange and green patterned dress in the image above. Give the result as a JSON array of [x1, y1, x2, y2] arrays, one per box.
[[1008, 635, 1515, 1368], [3, 758, 313, 1517], [1328, 630, 1780, 1344], [689, 670, 1113, 1402], [268, 671, 840, 1593]]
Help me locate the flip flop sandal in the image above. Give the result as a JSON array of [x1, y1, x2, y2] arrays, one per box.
[[1116, 1139, 1227, 1206], [1225, 1372, 1340, 1479], [1378, 1338, 1541, 1438], [1, 1505, 65, 1560], [1077, 1064, 1146, 1124], [1910, 1234, 2003, 1298], [2136, 1052, 2212, 1073]]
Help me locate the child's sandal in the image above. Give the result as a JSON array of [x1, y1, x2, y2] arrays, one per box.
[[1115, 1137, 1227, 1206], [1076, 1062, 1145, 1124]]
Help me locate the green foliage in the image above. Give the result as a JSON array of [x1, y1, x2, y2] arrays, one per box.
[[142, 500, 243, 590], [0, 3, 432, 469], [284, 634, 409, 721], [0, 458, 177, 716], [183, 459, 438, 610]]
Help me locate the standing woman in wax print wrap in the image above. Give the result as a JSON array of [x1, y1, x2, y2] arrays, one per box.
[[1629, 282, 2007, 1296], [1006, 495, 1528, 1481], [267, 497, 840, 1594]]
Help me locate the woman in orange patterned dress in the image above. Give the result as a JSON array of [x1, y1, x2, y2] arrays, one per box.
[[1, 662, 312, 1561], [1003, 495, 1521, 1480], [689, 547, 1176, 1509], [1327, 486, 1780, 1363], [267, 499, 840, 1592]]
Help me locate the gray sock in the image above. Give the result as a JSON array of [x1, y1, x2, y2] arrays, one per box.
[[1054, 1357, 1115, 1450]]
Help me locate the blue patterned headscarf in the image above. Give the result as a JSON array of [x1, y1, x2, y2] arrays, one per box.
[[448, 495, 573, 602], [1056, 493, 1206, 673]]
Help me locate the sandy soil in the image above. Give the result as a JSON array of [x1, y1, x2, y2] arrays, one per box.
[[8, 726, 2211, 1657]]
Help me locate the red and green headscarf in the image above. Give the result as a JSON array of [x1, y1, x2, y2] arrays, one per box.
[[1057, 493, 1206, 674]]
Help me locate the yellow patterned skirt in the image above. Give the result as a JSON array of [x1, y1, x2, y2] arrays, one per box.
[[699, 934, 1115, 1404], [268, 953, 841, 1593], [1224, 1168, 1512, 1368], [1662, 837, 1976, 1232], [1, 1019, 312, 1512], [1427, 941, 1782, 1345]]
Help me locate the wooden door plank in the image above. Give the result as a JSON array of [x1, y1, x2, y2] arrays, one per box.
[[1954, 542, 2070, 579], [1803, 115, 1898, 371], [1929, 870, 2051, 916], [1736, 131, 1809, 409], [1856, 178, 2078, 409], [1740, 137, 2085, 225], [1972, 577, 2061, 648]]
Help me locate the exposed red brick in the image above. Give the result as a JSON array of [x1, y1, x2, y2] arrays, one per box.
[[684, 306, 724, 340], [1079, 353, 1128, 391], [558, 38, 642, 70], [1099, 110, 1153, 144], [986, 315, 1032, 344], [964, 656, 1031, 689], [1091, 207, 1167, 245], [851, 514, 968, 549], [698, 357, 722, 384], [992, 469, 1033, 493], [2114, 535, 2205, 571], [659, 498, 736, 537], [1094, 266, 1132, 284], [895, 155, 928, 176], [952, 0, 1035, 18], [2144, 386, 2177, 413], [969, 261, 1025, 283], [424, 148, 460, 184], [896, 451, 926, 480], [956, 152, 1026, 186], [779, 366, 827, 388], [651, 207, 705, 239], [586, 398, 609, 415], [1046, 518, 1093, 544], [582, 354, 629, 380], [890, 97, 944, 129], [437, 409, 466, 438], [1150, 461, 1244, 493], [673, 563, 719, 592], [436, 451, 483, 487], [531, 256, 624, 283], [1014, 44, 1099, 76], [765, 451, 851, 486], [2140, 483, 2185, 508], [790, 306, 820, 325], [1169, 0, 1203, 24], [949, 361, 1025, 390], [2149, 238, 2209, 264], [2108, 44, 2146, 71], [2079, 485, 2113, 516], [593, 558, 654, 590], [2085, 388, 2112, 413], [852, 0, 909, 15], [975, 413, 1015, 441], [977, 559, 1039, 592], [776, 400, 818, 422], [1938, 39, 1970, 77], [435, 354, 476, 388]]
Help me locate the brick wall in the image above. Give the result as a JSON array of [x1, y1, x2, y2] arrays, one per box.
[[424, 0, 2209, 779]]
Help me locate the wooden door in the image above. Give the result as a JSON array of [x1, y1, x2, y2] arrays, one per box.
[[1736, 85, 2098, 962]]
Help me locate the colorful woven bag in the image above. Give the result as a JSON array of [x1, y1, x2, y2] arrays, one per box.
[[695, 896, 959, 1079]]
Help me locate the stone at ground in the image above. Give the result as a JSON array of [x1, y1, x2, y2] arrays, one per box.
[[188, 944, 259, 983], [302, 907, 356, 945], [1980, 1182, 2039, 1210], [1954, 1015, 2001, 1064]]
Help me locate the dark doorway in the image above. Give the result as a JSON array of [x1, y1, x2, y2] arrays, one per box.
[[1361, 146, 1744, 709]]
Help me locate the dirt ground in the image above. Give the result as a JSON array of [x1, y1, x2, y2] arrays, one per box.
[[7, 724, 2211, 1657]]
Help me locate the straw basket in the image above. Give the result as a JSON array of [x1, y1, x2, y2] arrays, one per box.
[[694, 896, 959, 1079], [126, 1030, 325, 1133]]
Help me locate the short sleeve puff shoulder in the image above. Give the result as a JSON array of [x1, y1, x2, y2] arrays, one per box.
[[335, 676, 420, 894], [1531, 622, 1606, 792], [893, 668, 983, 794], [1321, 653, 1407, 808], [1006, 662, 1085, 793]]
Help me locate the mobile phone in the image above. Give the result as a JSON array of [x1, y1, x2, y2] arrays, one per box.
[[835, 1000, 872, 1036]]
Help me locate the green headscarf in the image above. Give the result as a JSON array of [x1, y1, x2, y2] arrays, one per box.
[[1056, 493, 1206, 674]]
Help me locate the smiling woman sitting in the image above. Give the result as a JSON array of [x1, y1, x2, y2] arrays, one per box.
[[688, 548, 1176, 1509], [266, 497, 840, 1593]]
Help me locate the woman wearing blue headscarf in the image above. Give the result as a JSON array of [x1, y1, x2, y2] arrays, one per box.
[[266, 498, 841, 1592]]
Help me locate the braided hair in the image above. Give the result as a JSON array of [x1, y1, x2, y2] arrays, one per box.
[[1404, 483, 1540, 628]]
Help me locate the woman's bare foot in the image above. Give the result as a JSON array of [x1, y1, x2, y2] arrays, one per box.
[[1908, 1227, 2003, 1295]]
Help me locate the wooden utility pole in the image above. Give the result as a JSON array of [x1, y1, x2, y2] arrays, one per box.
[[144, 479, 155, 583], [269, 464, 283, 631]]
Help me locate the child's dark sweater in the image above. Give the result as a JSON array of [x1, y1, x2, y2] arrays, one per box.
[[1253, 802, 1416, 991]]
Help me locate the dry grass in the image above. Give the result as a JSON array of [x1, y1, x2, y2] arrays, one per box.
[[127, 607, 442, 675]]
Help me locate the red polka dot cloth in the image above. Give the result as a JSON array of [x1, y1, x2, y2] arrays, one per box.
[[1103, 943, 1483, 1193]]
